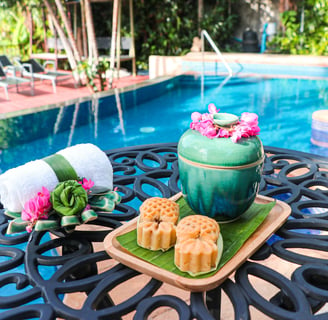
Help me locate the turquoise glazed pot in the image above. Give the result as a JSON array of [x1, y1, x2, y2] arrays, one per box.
[[178, 128, 264, 222]]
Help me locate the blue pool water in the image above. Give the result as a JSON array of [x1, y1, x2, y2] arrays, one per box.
[[1, 74, 328, 173]]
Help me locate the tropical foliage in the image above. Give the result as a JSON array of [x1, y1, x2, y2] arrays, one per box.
[[199, 5, 239, 52], [134, 0, 239, 68], [0, 0, 40, 58], [269, 0, 328, 55], [1, 0, 327, 93], [1, 0, 239, 69], [76, 58, 109, 92], [133, 0, 196, 68]]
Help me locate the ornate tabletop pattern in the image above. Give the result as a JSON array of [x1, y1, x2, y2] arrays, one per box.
[[0, 143, 328, 319]]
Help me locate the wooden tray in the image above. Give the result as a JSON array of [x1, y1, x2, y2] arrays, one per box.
[[104, 194, 291, 292]]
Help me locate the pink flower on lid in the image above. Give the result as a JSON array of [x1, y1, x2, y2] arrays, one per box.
[[240, 112, 259, 127], [190, 105, 260, 142], [208, 103, 219, 114], [191, 112, 202, 122], [218, 128, 231, 138], [240, 113, 260, 136]]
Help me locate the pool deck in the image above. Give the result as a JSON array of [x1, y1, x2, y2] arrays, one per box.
[[0, 74, 149, 116]]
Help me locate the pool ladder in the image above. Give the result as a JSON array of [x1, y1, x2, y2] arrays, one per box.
[[200, 30, 233, 77]]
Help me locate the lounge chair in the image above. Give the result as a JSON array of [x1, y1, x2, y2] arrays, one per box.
[[0, 55, 14, 69], [97, 36, 136, 76], [14, 58, 74, 93], [0, 63, 33, 100], [30, 38, 68, 69]]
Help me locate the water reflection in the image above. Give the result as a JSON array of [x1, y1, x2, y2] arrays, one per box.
[[115, 88, 126, 136], [0, 100, 102, 173]]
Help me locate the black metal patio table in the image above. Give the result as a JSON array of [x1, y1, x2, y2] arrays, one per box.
[[1, 143, 328, 320]]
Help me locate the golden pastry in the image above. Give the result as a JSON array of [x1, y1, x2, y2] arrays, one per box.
[[175, 215, 223, 275], [176, 214, 220, 244], [137, 197, 179, 251]]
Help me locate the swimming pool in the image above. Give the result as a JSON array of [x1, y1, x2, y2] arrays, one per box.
[[1, 73, 328, 173]]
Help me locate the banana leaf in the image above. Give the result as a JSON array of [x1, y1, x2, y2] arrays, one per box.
[[117, 197, 276, 279]]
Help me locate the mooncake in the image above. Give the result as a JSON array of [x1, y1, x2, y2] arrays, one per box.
[[137, 197, 179, 251], [175, 215, 223, 275]]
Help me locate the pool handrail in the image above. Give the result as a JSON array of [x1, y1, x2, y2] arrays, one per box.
[[200, 30, 233, 77]]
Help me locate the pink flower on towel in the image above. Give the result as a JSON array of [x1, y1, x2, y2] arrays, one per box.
[[78, 178, 94, 193], [22, 187, 52, 232]]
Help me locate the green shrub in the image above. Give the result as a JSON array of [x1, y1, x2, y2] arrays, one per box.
[[269, 0, 328, 55], [1, 0, 240, 71]]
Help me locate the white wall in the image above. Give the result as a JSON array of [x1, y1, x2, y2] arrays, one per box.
[[148, 56, 183, 79]]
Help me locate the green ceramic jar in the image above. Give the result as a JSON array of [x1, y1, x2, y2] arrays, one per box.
[[178, 126, 264, 222]]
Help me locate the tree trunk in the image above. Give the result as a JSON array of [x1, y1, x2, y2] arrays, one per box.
[[42, 0, 78, 72], [54, 0, 81, 62], [27, 5, 33, 57], [109, 0, 120, 87], [80, 0, 88, 58], [84, 0, 98, 64], [198, 0, 203, 35], [41, 7, 48, 52]]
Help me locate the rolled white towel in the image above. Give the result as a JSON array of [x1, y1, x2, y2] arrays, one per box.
[[0, 143, 113, 213]]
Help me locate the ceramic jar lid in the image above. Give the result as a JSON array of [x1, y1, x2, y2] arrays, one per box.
[[178, 129, 264, 167]]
